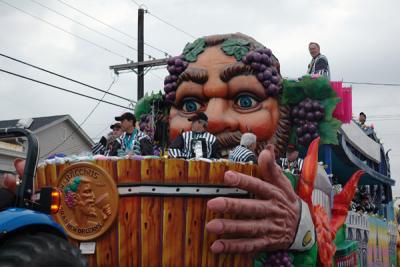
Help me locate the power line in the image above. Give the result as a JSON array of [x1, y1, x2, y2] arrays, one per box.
[[0, 53, 135, 103], [130, 0, 141, 6], [0, 68, 130, 109], [0, 0, 132, 61], [55, 0, 172, 57], [147, 11, 196, 39], [130, 0, 195, 39], [42, 76, 119, 158], [30, 0, 145, 55], [343, 81, 400, 87]]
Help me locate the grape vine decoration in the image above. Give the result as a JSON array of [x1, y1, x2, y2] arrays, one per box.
[[164, 56, 188, 103], [241, 48, 282, 97], [291, 98, 325, 146], [264, 251, 294, 267]]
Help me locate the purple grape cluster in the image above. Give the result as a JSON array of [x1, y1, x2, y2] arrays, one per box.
[[164, 56, 188, 102], [264, 251, 293, 267], [64, 190, 75, 208], [291, 98, 325, 146], [242, 48, 281, 97]]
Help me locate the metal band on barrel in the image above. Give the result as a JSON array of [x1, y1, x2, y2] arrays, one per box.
[[118, 184, 248, 197]]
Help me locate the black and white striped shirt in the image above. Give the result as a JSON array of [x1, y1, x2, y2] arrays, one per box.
[[119, 130, 153, 156], [307, 54, 330, 80], [91, 136, 121, 156], [229, 145, 256, 163], [279, 157, 304, 175], [168, 131, 220, 159]]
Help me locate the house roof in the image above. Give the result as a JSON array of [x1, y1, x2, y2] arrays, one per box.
[[0, 115, 93, 146], [0, 115, 66, 131]]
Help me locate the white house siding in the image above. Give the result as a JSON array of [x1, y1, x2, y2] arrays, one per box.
[[36, 120, 92, 160], [0, 148, 25, 172]]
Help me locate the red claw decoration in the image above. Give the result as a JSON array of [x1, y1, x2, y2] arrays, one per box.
[[330, 170, 364, 234], [313, 205, 336, 267], [296, 137, 363, 266], [298, 136, 320, 210]]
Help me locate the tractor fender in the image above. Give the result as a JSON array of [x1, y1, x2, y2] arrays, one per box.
[[0, 208, 65, 237]]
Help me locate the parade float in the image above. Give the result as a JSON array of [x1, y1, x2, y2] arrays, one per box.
[[32, 33, 397, 267]]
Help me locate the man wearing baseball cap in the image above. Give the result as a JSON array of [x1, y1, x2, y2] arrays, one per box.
[[279, 144, 304, 175], [115, 112, 153, 156], [168, 112, 220, 159]]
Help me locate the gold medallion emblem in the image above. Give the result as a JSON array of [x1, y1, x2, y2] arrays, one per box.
[[55, 162, 119, 240]]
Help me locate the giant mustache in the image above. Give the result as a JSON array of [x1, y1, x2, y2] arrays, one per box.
[[216, 130, 242, 148]]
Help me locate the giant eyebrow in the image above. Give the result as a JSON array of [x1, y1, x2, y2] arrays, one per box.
[[177, 67, 208, 85], [220, 63, 254, 82]]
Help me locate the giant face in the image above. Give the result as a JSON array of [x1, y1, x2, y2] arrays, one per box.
[[167, 34, 290, 156]]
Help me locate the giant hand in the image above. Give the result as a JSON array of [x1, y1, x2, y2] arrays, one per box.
[[206, 145, 301, 253]]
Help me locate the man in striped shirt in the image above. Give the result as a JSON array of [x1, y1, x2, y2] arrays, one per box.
[[307, 42, 330, 80], [279, 144, 304, 175], [229, 133, 257, 163], [115, 112, 153, 156], [169, 112, 220, 159], [91, 122, 123, 156]]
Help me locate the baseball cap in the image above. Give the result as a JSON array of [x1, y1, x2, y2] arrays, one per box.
[[110, 122, 122, 130], [188, 112, 208, 122], [115, 112, 136, 122], [287, 144, 297, 152]]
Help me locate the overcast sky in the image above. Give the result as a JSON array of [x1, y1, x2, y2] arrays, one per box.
[[1, 0, 399, 195]]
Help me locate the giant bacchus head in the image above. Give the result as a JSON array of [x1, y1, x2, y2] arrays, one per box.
[[164, 33, 291, 157]]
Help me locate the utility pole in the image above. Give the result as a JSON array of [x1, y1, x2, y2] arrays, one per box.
[[137, 8, 144, 100], [109, 7, 168, 102]]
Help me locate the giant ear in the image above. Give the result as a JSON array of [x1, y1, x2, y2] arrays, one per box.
[[13, 158, 26, 177]]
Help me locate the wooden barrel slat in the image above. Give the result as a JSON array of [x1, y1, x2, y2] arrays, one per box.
[[141, 159, 164, 267], [185, 160, 210, 266], [162, 159, 187, 266], [201, 161, 226, 267], [118, 159, 141, 267], [35, 165, 46, 190], [92, 160, 119, 267], [95, 224, 118, 267], [44, 163, 58, 187]]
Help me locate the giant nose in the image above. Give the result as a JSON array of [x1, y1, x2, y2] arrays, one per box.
[[205, 98, 239, 134]]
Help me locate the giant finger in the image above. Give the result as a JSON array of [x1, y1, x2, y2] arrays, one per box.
[[207, 197, 285, 218], [210, 237, 275, 254], [258, 146, 297, 202], [223, 171, 284, 201], [206, 218, 284, 237]]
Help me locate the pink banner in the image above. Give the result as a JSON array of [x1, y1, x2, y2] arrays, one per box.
[[331, 81, 352, 123]]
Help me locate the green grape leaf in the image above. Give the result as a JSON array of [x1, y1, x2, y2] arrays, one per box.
[[135, 91, 164, 119], [320, 97, 341, 121], [221, 39, 250, 61], [318, 118, 342, 145], [281, 79, 306, 105], [183, 38, 206, 62], [302, 77, 337, 100]]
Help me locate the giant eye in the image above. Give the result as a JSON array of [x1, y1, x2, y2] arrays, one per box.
[[182, 98, 202, 113], [235, 94, 259, 109]]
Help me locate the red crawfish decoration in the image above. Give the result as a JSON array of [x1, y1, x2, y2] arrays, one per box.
[[297, 137, 364, 267]]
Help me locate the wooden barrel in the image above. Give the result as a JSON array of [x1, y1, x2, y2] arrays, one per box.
[[35, 158, 256, 267]]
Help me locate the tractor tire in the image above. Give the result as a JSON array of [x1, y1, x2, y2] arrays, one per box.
[[0, 232, 88, 267]]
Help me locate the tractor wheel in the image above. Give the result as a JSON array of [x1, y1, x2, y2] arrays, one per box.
[[0, 232, 88, 267]]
